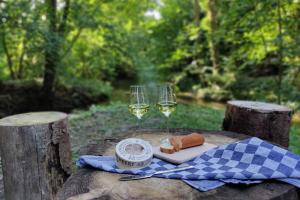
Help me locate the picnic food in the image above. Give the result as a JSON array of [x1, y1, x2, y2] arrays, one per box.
[[160, 133, 205, 154], [160, 138, 176, 154], [160, 146, 175, 154], [115, 138, 153, 169]]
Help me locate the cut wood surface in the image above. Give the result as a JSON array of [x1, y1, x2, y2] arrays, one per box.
[[223, 100, 293, 147], [57, 128, 299, 200], [0, 112, 72, 200]]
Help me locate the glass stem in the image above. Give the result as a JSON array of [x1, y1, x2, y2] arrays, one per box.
[[166, 116, 169, 135], [137, 118, 141, 133]]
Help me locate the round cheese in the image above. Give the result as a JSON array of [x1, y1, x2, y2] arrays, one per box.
[[115, 138, 153, 169]]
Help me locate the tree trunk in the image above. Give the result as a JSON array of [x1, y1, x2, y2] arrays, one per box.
[[193, 0, 201, 26], [192, 0, 203, 62], [17, 36, 27, 79], [42, 42, 59, 108], [0, 112, 72, 200], [42, 0, 59, 108], [42, 0, 70, 108], [1, 32, 16, 80], [276, 0, 284, 104], [222, 100, 293, 147], [208, 0, 220, 72]]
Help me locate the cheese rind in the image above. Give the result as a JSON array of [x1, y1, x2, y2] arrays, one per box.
[[115, 138, 153, 169]]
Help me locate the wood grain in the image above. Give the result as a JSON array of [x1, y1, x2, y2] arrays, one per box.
[[57, 128, 299, 200], [223, 100, 293, 147], [0, 112, 72, 200]]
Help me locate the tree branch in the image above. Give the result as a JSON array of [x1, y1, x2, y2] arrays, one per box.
[[60, 3, 100, 60], [58, 0, 70, 33], [18, 36, 27, 79], [194, 0, 201, 26], [60, 27, 82, 59]]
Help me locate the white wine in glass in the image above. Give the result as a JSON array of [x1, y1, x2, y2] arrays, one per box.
[[157, 101, 177, 118], [128, 103, 150, 120], [129, 85, 149, 130], [157, 84, 177, 134]]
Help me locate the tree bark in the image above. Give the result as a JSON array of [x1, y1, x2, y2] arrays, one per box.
[[42, 0, 70, 108], [0, 112, 72, 200], [223, 100, 293, 147], [57, 129, 298, 200], [208, 0, 220, 72]]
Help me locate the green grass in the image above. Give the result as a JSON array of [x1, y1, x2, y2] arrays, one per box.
[[290, 124, 300, 154], [69, 101, 300, 157], [70, 101, 224, 132], [68, 102, 224, 161]]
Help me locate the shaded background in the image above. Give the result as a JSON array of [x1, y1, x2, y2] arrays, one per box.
[[0, 0, 299, 112]]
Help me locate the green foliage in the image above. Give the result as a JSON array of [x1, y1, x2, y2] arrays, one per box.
[[0, 0, 154, 84], [290, 124, 300, 154], [0, 0, 300, 108], [144, 0, 300, 107]]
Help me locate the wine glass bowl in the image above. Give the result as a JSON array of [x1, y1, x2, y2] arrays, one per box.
[[129, 85, 149, 120], [128, 103, 149, 120], [157, 101, 177, 118], [157, 84, 177, 133], [157, 84, 177, 117]]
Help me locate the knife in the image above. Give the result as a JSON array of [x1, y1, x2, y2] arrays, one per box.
[[119, 164, 194, 181]]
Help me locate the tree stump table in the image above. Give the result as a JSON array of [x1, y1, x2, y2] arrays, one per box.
[[223, 100, 293, 147], [0, 112, 72, 200], [57, 129, 299, 200]]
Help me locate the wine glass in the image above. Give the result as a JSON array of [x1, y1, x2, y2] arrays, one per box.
[[157, 84, 177, 134], [128, 85, 149, 132]]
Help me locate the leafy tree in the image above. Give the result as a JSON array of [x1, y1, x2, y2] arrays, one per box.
[[0, 0, 299, 109]]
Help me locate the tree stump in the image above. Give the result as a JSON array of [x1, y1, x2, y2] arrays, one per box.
[[57, 129, 299, 200], [0, 112, 72, 200], [223, 100, 293, 147]]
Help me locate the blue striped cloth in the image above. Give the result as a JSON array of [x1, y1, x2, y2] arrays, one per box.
[[77, 137, 300, 191]]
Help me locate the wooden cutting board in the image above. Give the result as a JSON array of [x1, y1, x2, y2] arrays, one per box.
[[153, 143, 217, 164]]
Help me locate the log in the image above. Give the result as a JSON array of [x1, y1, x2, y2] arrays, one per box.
[[57, 128, 299, 200], [223, 100, 293, 147], [0, 112, 72, 200]]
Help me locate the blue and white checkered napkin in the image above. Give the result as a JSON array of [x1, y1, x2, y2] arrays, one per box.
[[77, 137, 300, 191]]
